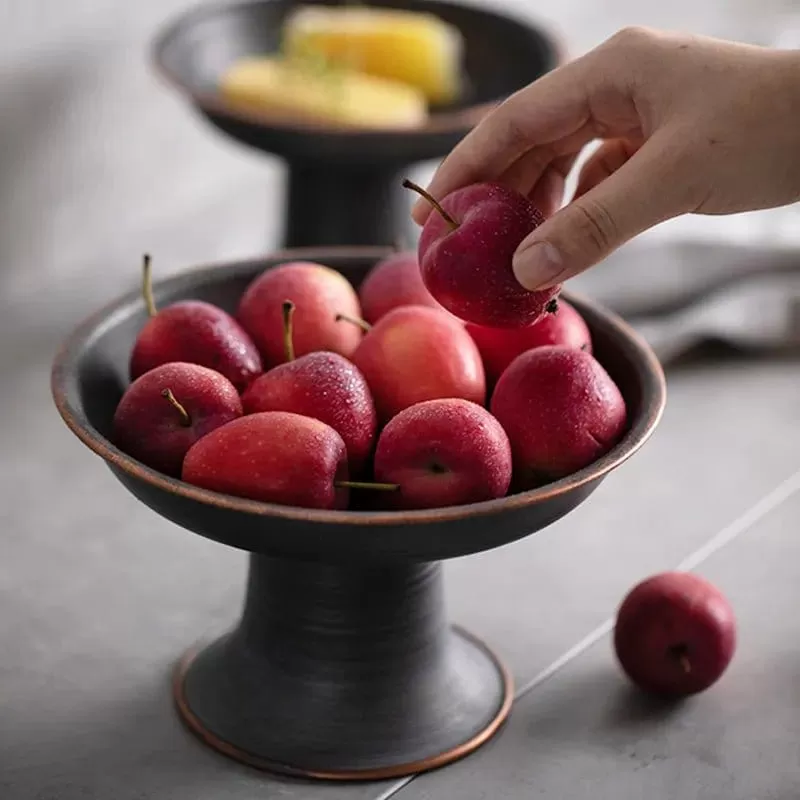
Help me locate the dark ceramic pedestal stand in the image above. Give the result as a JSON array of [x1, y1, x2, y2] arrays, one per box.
[[152, 0, 562, 248], [52, 251, 664, 783], [174, 555, 512, 779]]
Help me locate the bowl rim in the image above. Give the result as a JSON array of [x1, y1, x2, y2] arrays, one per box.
[[51, 245, 666, 527], [149, 0, 566, 138]]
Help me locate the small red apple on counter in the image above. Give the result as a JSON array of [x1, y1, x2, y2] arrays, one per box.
[[373, 398, 512, 509], [242, 301, 377, 473], [403, 179, 561, 329], [129, 255, 262, 392], [181, 411, 350, 509], [467, 299, 592, 386], [358, 248, 445, 324], [614, 571, 737, 697], [113, 361, 243, 476], [237, 261, 363, 367], [490, 345, 627, 487], [346, 305, 486, 423]]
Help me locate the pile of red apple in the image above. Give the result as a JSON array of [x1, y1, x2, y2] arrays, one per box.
[[113, 181, 628, 511]]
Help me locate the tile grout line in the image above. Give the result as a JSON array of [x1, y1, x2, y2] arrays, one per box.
[[372, 466, 800, 800]]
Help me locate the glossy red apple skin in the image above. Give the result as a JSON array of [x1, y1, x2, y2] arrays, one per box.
[[374, 398, 512, 510], [129, 300, 262, 392], [181, 411, 349, 510], [490, 345, 627, 486], [614, 571, 737, 697], [350, 305, 486, 424], [237, 261, 363, 367], [358, 250, 445, 324], [241, 352, 377, 474], [113, 361, 243, 477], [467, 299, 592, 386], [418, 182, 561, 328]]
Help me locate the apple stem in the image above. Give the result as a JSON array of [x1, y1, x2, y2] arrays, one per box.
[[161, 388, 191, 426], [669, 644, 692, 674], [282, 300, 296, 362], [335, 313, 372, 333], [335, 480, 400, 491], [402, 179, 459, 232], [142, 254, 157, 318], [546, 298, 559, 314]]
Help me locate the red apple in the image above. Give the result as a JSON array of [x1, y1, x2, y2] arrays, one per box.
[[467, 299, 592, 385], [182, 411, 350, 510], [242, 301, 377, 473], [113, 361, 243, 476], [237, 261, 363, 367], [614, 571, 737, 697], [349, 305, 486, 423], [358, 249, 444, 324], [490, 345, 627, 486], [130, 255, 262, 391], [373, 399, 512, 509], [404, 179, 561, 328]]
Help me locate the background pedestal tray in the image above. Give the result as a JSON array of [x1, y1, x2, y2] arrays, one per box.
[[51, 247, 666, 780], [151, 0, 562, 248]]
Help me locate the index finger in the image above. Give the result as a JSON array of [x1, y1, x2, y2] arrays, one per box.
[[410, 50, 613, 224]]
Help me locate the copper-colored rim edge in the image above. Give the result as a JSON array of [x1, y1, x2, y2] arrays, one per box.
[[50, 247, 667, 528], [172, 626, 514, 781]]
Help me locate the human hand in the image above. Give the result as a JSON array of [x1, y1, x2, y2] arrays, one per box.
[[410, 28, 800, 290]]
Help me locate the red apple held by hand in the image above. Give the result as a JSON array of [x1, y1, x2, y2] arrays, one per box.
[[113, 361, 243, 476], [347, 305, 486, 423], [237, 261, 363, 367], [490, 345, 627, 486], [404, 179, 560, 328], [358, 249, 445, 324], [614, 571, 737, 697], [241, 302, 377, 473], [373, 398, 512, 509], [130, 255, 262, 391], [182, 411, 350, 509], [467, 299, 592, 385]]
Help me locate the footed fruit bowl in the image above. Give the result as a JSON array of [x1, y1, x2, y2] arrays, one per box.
[[151, 0, 561, 248], [51, 247, 665, 781]]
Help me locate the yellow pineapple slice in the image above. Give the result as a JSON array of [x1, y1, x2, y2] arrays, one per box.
[[282, 5, 464, 105], [219, 55, 428, 129]]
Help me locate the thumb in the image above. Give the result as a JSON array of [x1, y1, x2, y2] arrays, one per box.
[[512, 136, 693, 290]]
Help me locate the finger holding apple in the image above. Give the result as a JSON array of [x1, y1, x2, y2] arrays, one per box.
[[403, 179, 561, 328]]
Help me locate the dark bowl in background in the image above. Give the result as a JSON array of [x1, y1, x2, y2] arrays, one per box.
[[152, 0, 563, 162], [150, 0, 564, 247]]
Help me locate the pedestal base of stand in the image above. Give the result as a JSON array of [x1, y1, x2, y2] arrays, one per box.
[[174, 626, 511, 780], [171, 556, 512, 780]]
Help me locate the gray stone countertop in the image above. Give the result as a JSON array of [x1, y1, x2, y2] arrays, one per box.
[[1, 1, 799, 798]]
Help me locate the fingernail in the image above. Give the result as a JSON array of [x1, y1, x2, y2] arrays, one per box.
[[512, 241, 564, 290]]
